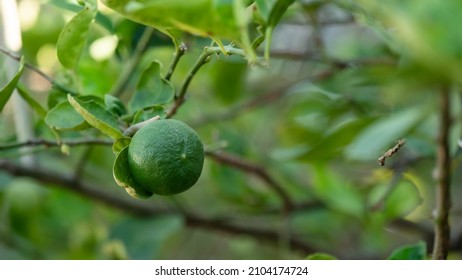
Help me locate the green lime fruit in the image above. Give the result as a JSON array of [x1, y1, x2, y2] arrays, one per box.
[[127, 119, 204, 195]]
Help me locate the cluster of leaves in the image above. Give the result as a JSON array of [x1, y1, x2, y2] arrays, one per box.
[[2, 0, 296, 198], [1, 0, 462, 259]]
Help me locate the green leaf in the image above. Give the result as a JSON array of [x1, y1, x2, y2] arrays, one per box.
[[388, 241, 427, 260], [132, 105, 166, 124], [256, 0, 298, 27], [57, 0, 97, 69], [68, 94, 124, 140], [113, 146, 153, 199], [110, 216, 182, 259], [129, 61, 174, 112], [102, 0, 238, 39], [105, 94, 127, 117], [369, 180, 422, 219], [45, 100, 88, 130], [211, 58, 247, 104], [271, 117, 369, 162], [16, 84, 47, 118], [112, 137, 131, 155], [0, 57, 25, 112], [256, 0, 296, 59], [311, 164, 364, 218], [345, 105, 428, 161], [255, 0, 273, 21], [101, 0, 256, 61], [305, 253, 337, 260], [47, 84, 72, 109], [296, 118, 374, 161], [48, 0, 114, 32], [358, 0, 462, 83]]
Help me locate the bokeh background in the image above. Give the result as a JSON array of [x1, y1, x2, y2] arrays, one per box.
[[1, 0, 462, 259]]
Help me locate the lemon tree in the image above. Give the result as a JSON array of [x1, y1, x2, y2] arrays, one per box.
[[3, 0, 460, 260]]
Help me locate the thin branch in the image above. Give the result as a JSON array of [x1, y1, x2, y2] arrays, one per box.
[[164, 43, 187, 81], [205, 150, 294, 212], [185, 215, 316, 253], [432, 87, 452, 260], [0, 159, 171, 216], [0, 160, 317, 254], [166, 45, 246, 118], [166, 48, 213, 118], [109, 27, 155, 98], [0, 138, 113, 151], [0, 45, 52, 83], [0, 45, 75, 94]]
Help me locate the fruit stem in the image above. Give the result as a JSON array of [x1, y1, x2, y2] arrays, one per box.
[[123, 115, 160, 137]]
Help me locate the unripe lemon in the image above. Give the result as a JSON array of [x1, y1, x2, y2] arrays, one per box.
[[127, 119, 204, 195]]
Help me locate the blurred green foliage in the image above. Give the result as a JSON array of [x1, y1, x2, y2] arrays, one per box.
[[1, 0, 462, 260]]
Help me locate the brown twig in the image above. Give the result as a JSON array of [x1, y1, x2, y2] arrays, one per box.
[[377, 139, 406, 166], [0, 159, 316, 254], [0, 159, 167, 216], [205, 150, 294, 211], [0, 138, 113, 151], [432, 87, 452, 260], [185, 215, 316, 253]]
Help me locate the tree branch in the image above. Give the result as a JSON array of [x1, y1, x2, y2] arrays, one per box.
[[166, 47, 213, 118], [185, 215, 316, 253], [0, 45, 75, 94], [0, 45, 52, 83], [0, 138, 113, 151], [432, 86, 452, 260], [166, 45, 246, 118], [164, 43, 187, 81], [0, 159, 167, 216], [0, 160, 317, 255]]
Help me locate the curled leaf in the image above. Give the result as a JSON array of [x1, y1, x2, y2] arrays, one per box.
[[113, 146, 153, 199], [112, 137, 131, 155], [105, 94, 127, 117]]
